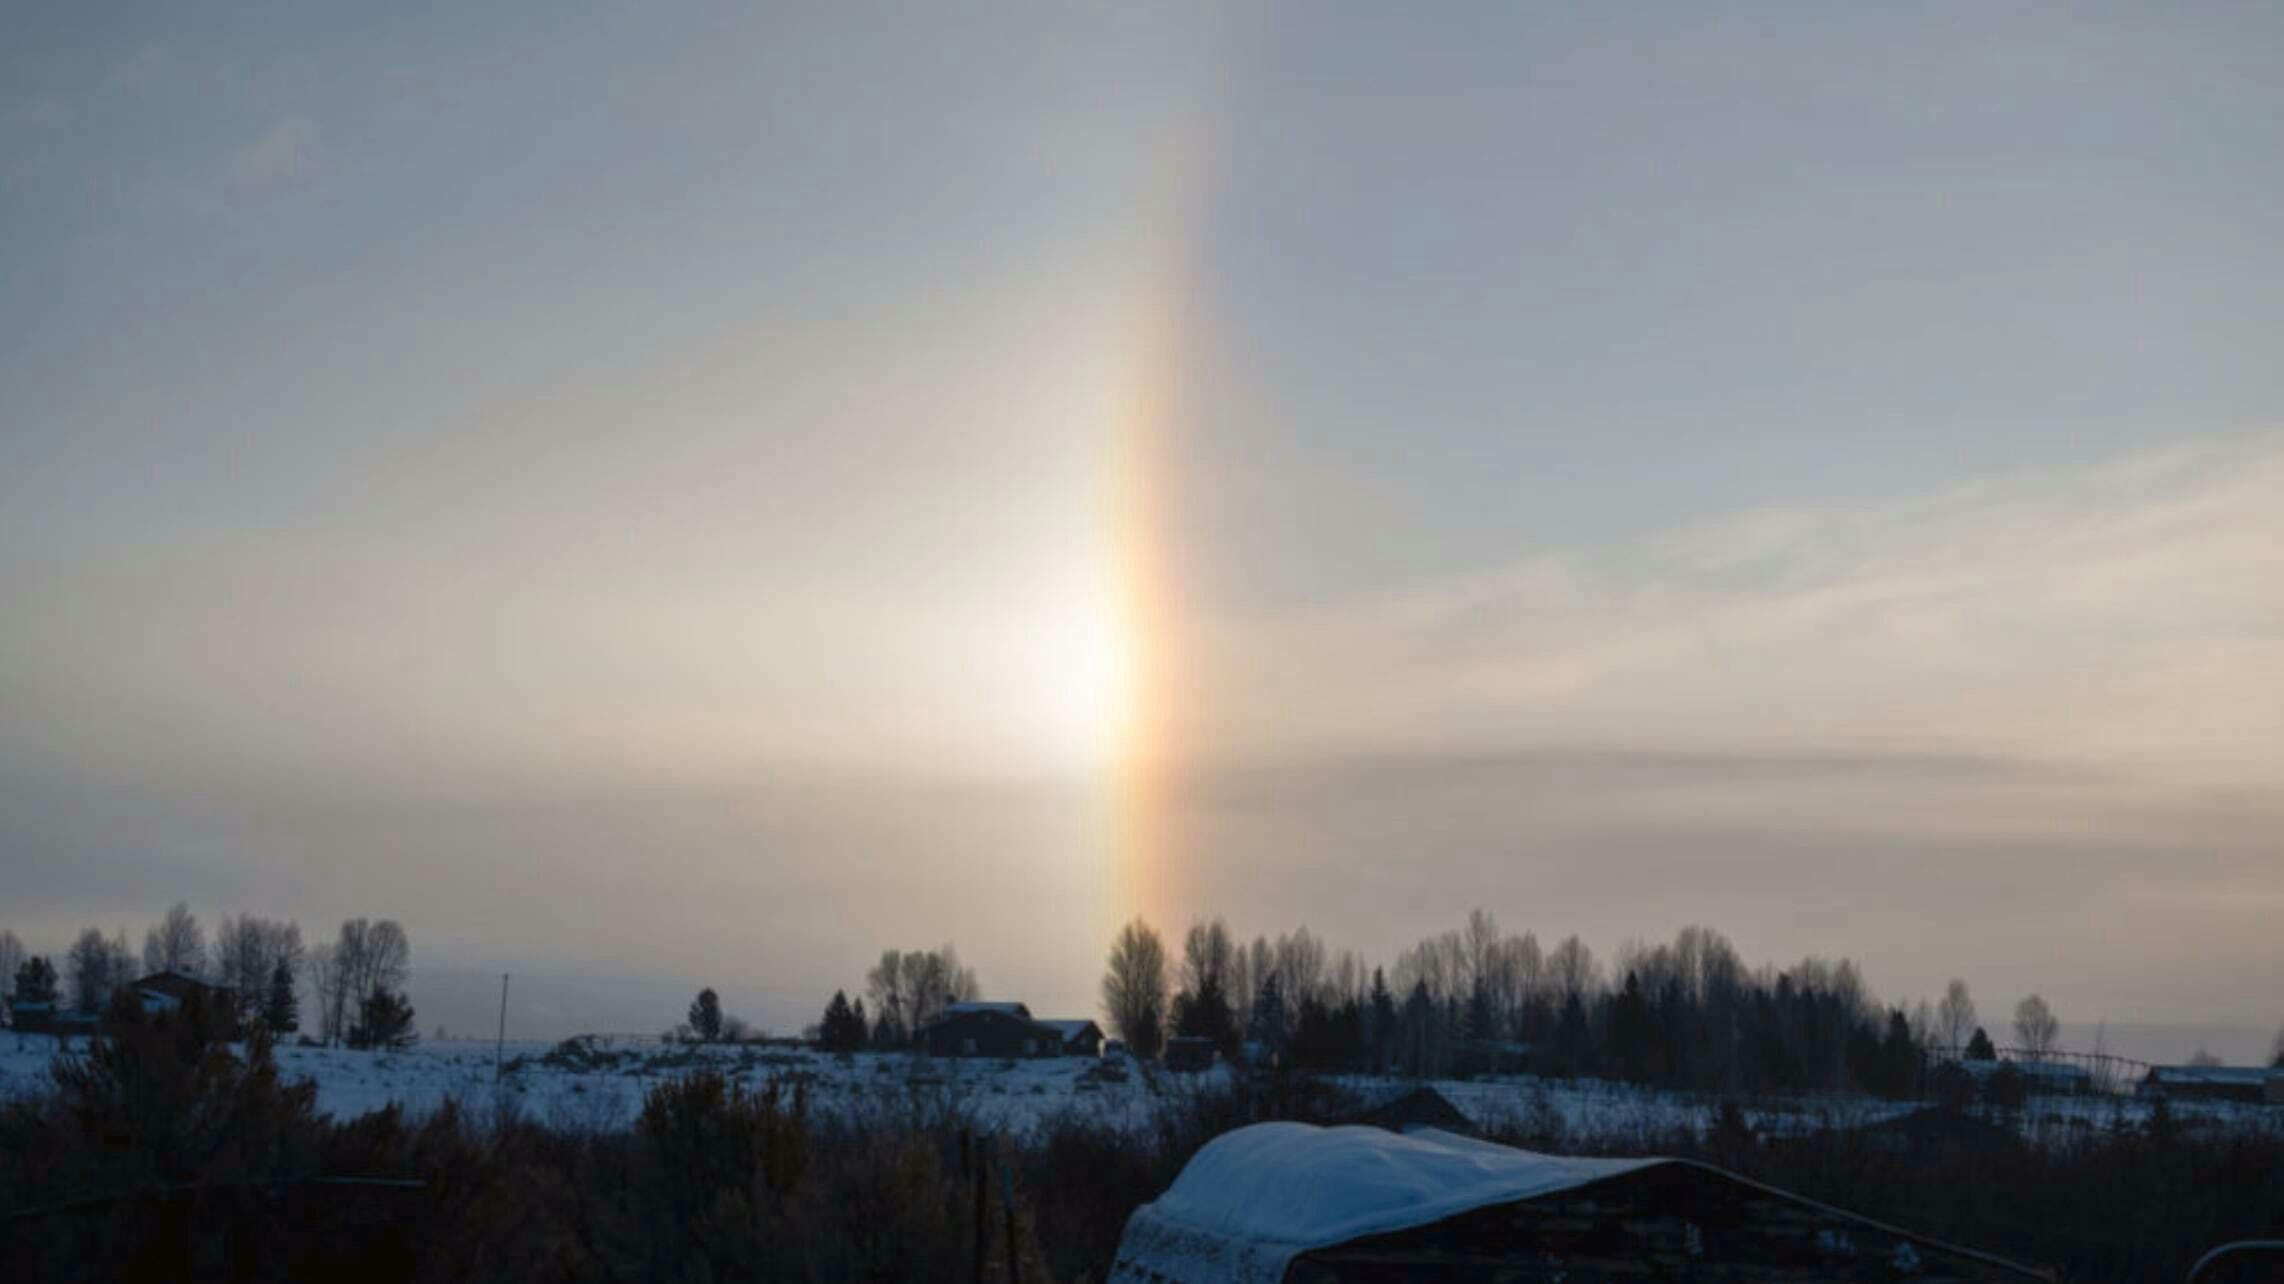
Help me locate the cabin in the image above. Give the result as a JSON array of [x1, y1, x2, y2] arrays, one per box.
[[1161, 1036, 1217, 1072], [917, 1002, 1103, 1058], [129, 970, 241, 1037], [1109, 1123, 2051, 1283], [2139, 1064, 2281, 1105]]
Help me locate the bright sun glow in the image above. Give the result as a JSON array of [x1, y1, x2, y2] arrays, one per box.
[[1025, 580, 1135, 774]]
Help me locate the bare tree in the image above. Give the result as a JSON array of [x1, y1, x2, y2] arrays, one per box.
[[1273, 926, 1326, 1009], [1547, 935, 1599, 1003], [325, 918, 412, 1042], [2272, 1022, 2284, 1069], [1101, 917, 1170, 1057], [1935, 979, 1977, 1055], [1179, 919, 1236, 997], [2187, 1046, 2223, 1068], [0, 930, 23, 997], [213, 916, 304, 1022], [142, 901, 207, 976], [305, 944, 341, 1043], [865, 943, 978, 1038], [2013, 993, 2060, 1062], [67, 927, 128, 1013]]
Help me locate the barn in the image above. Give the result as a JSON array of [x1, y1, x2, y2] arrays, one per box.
[[2139, 1065, 2281, 1105], [1108, 1123, 2050, 1283]]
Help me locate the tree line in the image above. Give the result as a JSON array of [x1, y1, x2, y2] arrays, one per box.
[[1, 904, 416, 1051], [1091, 911, 2192, 1097]]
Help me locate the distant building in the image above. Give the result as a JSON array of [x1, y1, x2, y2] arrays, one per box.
[[1162, 1036, 1216, 1072], [1036, 1019, 1105, 1057], [2139, 1064, 2281, 1105], [917, 1001, 1102, 1058], [1950, 1057, 2092, 1097], [8, 1001, 98, 1037], [128, 970, 240, 1037]]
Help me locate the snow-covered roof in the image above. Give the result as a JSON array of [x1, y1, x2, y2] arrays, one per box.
[[1036, 1019, 1099, 1043], [1108, 1122, 1656, 1284], [2148, 1064, 2277, 1086], [1953, 1057, 2089, 1080]]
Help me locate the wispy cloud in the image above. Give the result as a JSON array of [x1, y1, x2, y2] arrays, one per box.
[[1192, 432, 2284, 798], [226, 115, 320, 199]]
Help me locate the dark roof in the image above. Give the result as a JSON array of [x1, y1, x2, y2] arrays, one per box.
[[1354, 1085, 1480, 1138]]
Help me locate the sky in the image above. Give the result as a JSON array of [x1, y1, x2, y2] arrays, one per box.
[[3, 2, 2279, 1058]]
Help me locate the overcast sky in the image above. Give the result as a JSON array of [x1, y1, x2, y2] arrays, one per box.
[[4, 2, 2279, 1053]]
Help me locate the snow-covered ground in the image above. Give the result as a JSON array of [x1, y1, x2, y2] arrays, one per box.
[[4, 1030, 2277, 1148]]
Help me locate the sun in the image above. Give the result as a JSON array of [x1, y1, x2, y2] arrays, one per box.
[[1022, 575, 1136, 776]]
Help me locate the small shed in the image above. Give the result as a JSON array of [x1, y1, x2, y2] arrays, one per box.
[[1109, 1123, 2050, 1283]]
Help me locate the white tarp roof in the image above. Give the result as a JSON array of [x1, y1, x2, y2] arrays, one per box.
[[1108, 1122, 1658, 1284]]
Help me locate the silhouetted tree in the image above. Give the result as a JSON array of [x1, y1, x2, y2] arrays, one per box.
[[1366, 967, 1398, 1072], [213, 914, 303, 1022], [347, 987, 416, 1050], [1100, 917, 1170, 1058], [1172, 974, 1239, 1060], [0, 930, 22, 996], [14, 955, 58, 1008], [262, 957, 300, 1033], [817, 990, 867, 1051], [1966, 1026, 1997, 1060], [688, 987, 724, 1042], [67, 927, 129, 1013], [2013, 994, 2059, 1061], [1936, 978, 1977, 1054], [142, 901, 207, 976]]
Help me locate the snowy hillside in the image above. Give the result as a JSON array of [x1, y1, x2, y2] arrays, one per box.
[[5, 1031, 2277, 1147]]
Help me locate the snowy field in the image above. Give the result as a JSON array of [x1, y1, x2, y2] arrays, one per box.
[[4, 1030, 2278, 1148]]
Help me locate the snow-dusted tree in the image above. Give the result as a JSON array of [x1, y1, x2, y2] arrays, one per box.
[[141, 902, 207, 976], [67, 927, 128, 1013], [1935, 979, 1977, 1055], [1101, 917, 1169, 1058], [2013, 994, 2059, 1061]]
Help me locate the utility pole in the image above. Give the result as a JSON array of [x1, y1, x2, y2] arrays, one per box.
[[495, 973, 510, 1080]]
